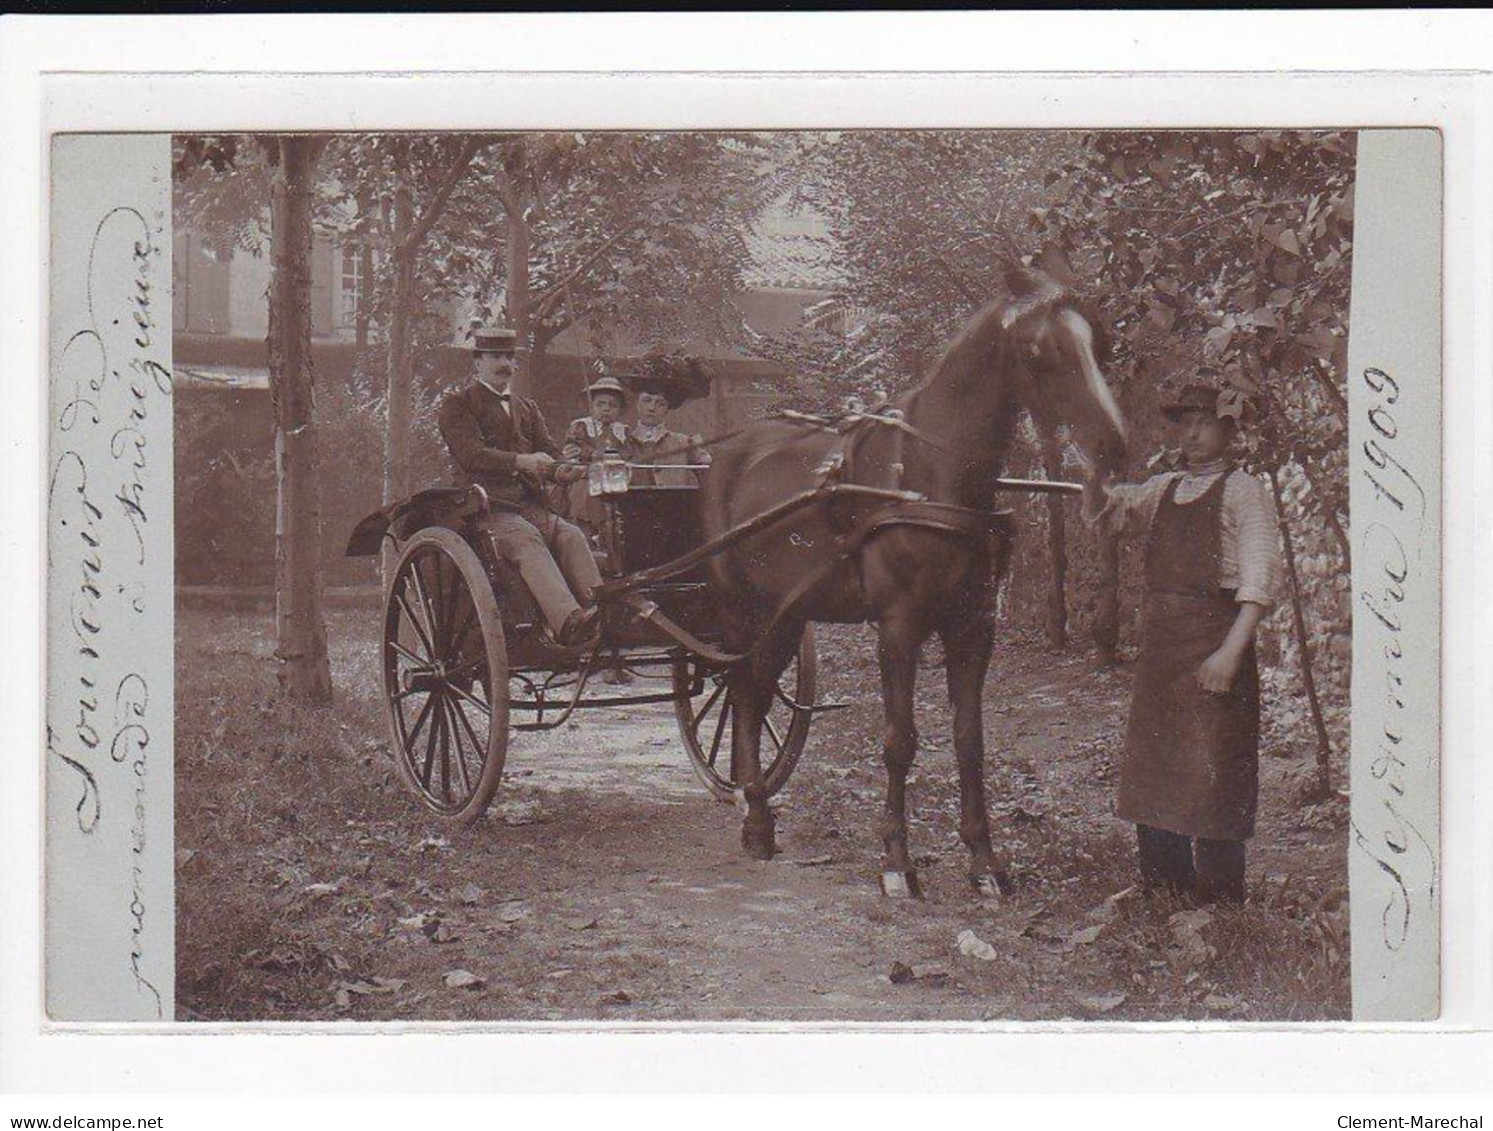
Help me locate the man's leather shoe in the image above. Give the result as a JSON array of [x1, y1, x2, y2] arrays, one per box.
[[557, 605, 600, 648]]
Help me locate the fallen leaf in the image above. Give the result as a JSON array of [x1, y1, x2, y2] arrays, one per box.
[[302, 881, 341, 897], [566, 916, 599, 931], [371, 976, 406, 992], [601, 989, 631, 1005], [1077, 991, 1127, 1014], [888, 961, 916, 985], [790, 855, 835, 868], [338, 980, 380, 996], [443, 969, 485, 990], [455, 883, 485, 906], [1067, 924, 1106, 947], [398, 912, 434, 930], [497, 900, 531, 923], [1203, 992, 1243, 1012], [334, 988, 351, 1008], [956, 929, 997, 961]]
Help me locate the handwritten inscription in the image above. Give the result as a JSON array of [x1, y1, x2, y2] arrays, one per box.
[[48, 199, 171, 1017], [1351, 365, 1437, 955]]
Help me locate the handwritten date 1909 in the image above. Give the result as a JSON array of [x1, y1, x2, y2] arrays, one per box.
[[1352, 364, 1436, 956]]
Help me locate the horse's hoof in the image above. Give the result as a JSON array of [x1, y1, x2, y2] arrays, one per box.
[[880, 870, 924, 899], [970, 871, 1013, 899]]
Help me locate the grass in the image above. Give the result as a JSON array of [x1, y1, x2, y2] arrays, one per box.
[[176, 603, 1349, 1022]]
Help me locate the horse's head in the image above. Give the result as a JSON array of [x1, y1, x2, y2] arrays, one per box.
[[1001, 266, 1128, 476]]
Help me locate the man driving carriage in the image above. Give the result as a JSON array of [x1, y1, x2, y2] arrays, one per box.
[[437, 327, 602, 648]]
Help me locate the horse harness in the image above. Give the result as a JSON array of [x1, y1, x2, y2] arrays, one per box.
[[610, 409, 1013, 667]]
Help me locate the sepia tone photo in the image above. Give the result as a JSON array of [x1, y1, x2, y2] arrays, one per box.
[[164, 127, 1360, 1023]]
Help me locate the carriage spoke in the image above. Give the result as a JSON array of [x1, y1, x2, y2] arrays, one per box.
[[444, 697, 482, 796], [407, 559, 443, 661], [448, 601, 479, 660], [763, 713, 787, 756], [690, 678, 727, 731], [449, 680, 492, 717], [402, 692, 436, 754], [707, 700, 731, 769], [419, 693, 442, 791], [389, 638, 428, 669], [394, 591, 435, 661], [436, 693, 452, 802]]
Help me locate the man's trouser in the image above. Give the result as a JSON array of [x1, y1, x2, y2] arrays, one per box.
[[1136, 823, 1246, 903], [485, 507, 602, 635]]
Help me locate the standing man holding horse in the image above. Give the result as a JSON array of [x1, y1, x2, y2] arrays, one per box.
[[1085, 378, 1282, 903]]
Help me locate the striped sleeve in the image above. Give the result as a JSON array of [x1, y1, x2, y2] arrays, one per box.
[[1224, 471, 1284, 607]]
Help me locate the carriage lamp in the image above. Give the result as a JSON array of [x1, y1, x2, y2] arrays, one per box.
[[589, 457, 633, 496]]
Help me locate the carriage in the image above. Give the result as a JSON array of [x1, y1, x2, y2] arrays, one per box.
[[346, 462, 825, 825], [345, 273, 1123, 896]]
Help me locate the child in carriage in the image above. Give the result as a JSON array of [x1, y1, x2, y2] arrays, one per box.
[[558, 373, 631, 536]]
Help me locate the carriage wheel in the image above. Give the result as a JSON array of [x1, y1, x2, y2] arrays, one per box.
[[382, 527, 509, 826], [673, 626, 817, 802]]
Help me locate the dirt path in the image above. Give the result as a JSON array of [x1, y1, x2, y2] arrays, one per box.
[[176, 608, 1349, 1023]]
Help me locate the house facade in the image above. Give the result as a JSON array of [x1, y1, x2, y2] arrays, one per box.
[[173, 204, 846, 590]]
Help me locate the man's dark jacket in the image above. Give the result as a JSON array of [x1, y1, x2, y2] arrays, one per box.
[[437, 382, 560, 508]]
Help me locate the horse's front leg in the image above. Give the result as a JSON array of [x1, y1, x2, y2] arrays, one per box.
[[940, 611, 1009, 897], [877, 616, 924, 898]]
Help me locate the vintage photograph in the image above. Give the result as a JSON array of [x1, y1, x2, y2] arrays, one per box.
[[168, 127, 1357, 1022]]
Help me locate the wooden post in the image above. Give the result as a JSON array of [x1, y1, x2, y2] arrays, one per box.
[[1094, 530, 1120, 665], [1268, 466, 1334, 799], [266, 134, 333, 702], [1039, 443, 1068, 650]]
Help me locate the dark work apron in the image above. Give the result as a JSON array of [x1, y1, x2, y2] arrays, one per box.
[[1119, 471, 1260, 841]]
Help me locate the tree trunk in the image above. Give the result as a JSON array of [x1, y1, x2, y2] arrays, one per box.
[[355, 242, 373, 351], [1094, 530, 1121, 665], [266, 135, 333, 703], [502, 154, 534, 400], [1268, 467, 1334, 799], [382, 182, 415, 589]]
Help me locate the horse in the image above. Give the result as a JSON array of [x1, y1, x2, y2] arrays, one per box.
[[698, 267, 1128, 897]]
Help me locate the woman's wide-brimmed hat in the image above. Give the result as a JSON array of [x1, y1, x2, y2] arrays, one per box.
[[583, 375, 629, 404], [622, 354, 713, 410]]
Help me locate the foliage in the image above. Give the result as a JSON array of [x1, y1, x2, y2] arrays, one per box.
[[752, 129, 1354, 758]]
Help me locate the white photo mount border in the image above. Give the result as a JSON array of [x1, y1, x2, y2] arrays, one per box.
[[8, 58, 1490, 1091]]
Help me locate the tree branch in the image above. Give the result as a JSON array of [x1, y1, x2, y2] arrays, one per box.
[[531, 229, 631, 323], [399, 135, 489, 256]]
